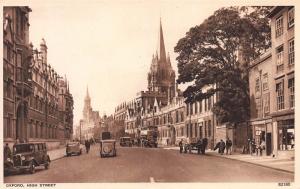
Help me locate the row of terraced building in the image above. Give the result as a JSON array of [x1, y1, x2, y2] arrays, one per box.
[[3, 6, 74, 149], [114, 7, 294, 158]]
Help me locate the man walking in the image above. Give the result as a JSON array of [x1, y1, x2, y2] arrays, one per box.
[[85, 140, 90, 154], [179, 139, 183, 153], [219, 139, 226, 155], [197, 138, 202, 154], [4, 143, 12, 160], [226, 138, 233, 155], [201, 138, 208, 154]]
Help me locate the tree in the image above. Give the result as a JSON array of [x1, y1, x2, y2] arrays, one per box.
[[175, 6, 271, 124]]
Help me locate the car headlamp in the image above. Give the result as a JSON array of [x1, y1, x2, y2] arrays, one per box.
[[7, 158, 11, 162], [21, 156, 26, 161]]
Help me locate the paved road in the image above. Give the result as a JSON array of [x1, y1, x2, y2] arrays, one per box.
[[4, 145, 294, 183]]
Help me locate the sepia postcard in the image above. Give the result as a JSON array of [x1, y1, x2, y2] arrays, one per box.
[[1, 0, 299, 189]]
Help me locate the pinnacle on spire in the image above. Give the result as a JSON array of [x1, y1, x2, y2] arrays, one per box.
[[167, 52, 171, 62], [158, 18, 166, 61]]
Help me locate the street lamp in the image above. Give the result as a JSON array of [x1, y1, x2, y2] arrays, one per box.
[[79, 120, 83, 144]]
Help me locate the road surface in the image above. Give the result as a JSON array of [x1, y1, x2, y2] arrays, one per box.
[[4, 145, 294, 183]]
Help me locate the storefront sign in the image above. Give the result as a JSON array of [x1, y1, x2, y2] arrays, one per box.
[[251, 119, 272, 125]]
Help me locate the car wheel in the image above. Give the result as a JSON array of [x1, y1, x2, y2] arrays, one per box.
[[29, 161, 36, 174]]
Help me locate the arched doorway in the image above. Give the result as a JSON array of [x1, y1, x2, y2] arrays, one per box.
[[16, 102, 28, 142]]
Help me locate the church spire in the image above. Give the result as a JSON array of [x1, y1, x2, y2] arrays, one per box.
[[85, 85, 90, 100], [158, 18, 166, 61]]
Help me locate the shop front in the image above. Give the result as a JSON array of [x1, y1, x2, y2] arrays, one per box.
[[271, 110, 294, 158], [277, 119, 294, 151], [250, 118, 273, 156]]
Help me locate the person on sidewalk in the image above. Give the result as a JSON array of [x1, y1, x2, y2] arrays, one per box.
[[196, 138, 202, 155], [259, 140, 265, 156], [256, 140, 261, 156], [219, 139, 226, 155], [226, 138, 232, 155], [214, 141, 220, 152], [251, 139, 256, 155], [85, 140, 90, 154], [4, 143, 12, 160], [179, 139, 183, 153], [201, 138, 208, 154], [141, 138, 144, 148]]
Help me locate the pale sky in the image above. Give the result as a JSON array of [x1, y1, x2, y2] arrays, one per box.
[[25, 0, 226, 124]]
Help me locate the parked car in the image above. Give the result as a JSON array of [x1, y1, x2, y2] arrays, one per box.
[[100, 139, 116, 158], [6, 143, 50, 174], [66, 142, 82, 156], [120, 137, 132, 147]]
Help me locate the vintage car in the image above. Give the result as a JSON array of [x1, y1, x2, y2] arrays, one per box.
[[6, 143, 50, 174], [66, 142, 82, 156], [183, 138, 208, 154], [100, 139, 116, 158], [140, 128, 158, 148], [119, 137, 132, 147]]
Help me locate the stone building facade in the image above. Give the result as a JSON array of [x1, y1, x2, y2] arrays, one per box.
[[124, 20, 176, 139], [78, 87, 100, 141], [249, 50, 273, 156], [122, 20, 222, 150], [58, 78, 74, 141], [3, 6, 32, 146], [269, 6, 294, 157], [248, 6, 295, 157], [3, 7, 74, 149]]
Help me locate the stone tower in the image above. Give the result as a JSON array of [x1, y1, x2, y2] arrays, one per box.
[[147, 19, 176, 100], [83, 86, 92, 122]]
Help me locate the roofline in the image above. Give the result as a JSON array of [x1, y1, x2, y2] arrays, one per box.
[[248, 50, 272, 69], [267, 6, 294, 18]]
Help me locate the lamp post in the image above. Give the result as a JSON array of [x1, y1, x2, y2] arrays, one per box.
[[79, 120, 83, 144]]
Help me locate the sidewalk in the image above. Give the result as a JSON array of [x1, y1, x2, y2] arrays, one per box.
[[48, 146, 66, 161], [162, 146, 294, 173]]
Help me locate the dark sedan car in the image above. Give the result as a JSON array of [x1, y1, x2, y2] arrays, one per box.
[[5, 143, 50, 175]]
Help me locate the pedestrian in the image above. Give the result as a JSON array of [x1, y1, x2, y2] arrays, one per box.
[[141, 138, 144, 147], [259, 140, 265, 156], [247, 138, 251, 154], [85, 140, 90, 154], [291, 138, 295, 149], [251, 139, 256, 155], [137, 138, 141, 147], [166, 138, 169, 146], [214, 141, 220, 152], [201, 138, 208, 154], [255, 141, 261, 156], [4, 143, 12, 160], [219, 139, 226, 155], [225, 138, 232, 155], [196, 138, 202, 154], [179, 139, 183, 153]]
